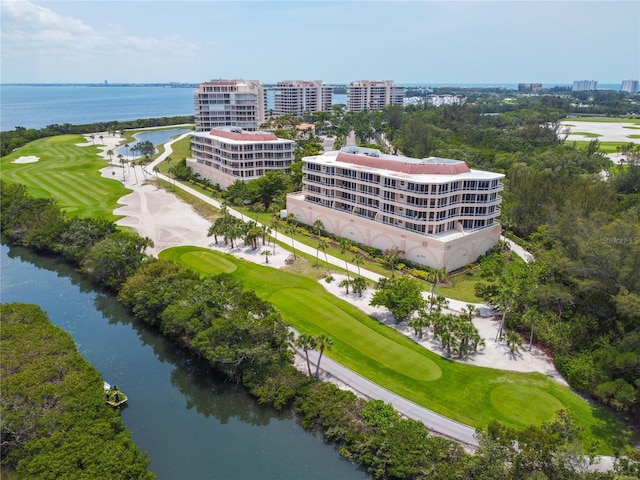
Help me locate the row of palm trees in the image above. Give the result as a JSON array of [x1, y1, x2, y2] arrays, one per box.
[[293, 333, 334, 379], [408, 300, 486, 358]]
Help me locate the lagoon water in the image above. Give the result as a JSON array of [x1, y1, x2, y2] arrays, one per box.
[[0, 243, 369, 480]]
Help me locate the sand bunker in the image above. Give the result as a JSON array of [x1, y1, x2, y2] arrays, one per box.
[[13, 155, 40, 164]]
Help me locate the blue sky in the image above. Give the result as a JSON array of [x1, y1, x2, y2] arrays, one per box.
[[1, 0, 638, 85]]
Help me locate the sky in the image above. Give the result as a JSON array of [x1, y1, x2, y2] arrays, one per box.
[[1, 0, 638, 85]]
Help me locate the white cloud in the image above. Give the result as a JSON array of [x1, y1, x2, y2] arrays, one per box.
[[0, 0, 200, 81]]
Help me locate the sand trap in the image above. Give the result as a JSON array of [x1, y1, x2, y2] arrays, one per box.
[[13, 155, 40, 163]]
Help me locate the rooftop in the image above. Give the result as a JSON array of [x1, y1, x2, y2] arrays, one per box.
[[193, 126, 293, 144], [306, 147, 503, 183]]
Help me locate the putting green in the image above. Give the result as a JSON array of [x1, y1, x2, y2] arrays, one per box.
[[180, 250, 237, 274], [490, 384, 564, 427]]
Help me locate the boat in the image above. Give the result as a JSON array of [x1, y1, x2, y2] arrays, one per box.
[[104, 381, 128, 407]]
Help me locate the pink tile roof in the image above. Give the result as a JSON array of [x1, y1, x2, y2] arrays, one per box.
[[210, 129, 278, 142], [336, 152, 471, 175]]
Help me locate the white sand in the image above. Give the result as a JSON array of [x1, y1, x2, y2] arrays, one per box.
[[12, 155, 40, 163], [560, 120, 640, 164], [86, 130, 566, 384]]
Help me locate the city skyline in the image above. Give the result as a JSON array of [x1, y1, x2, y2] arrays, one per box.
[[1, 0, 638, 85]]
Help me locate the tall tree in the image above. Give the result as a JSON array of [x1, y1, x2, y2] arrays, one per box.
[[314, 334, 334, 379]]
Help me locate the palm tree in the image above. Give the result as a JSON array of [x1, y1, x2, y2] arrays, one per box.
[[339, 278, 351, 294], [505, 330, 522, 354], [352, 253, 364, 277], [106, 149, 114, 165], [351, 276, 367, 298], [408, 314, 430, 339], [314, 334, 334, 379], [313, 219, 324, 242], [118, 155, 126, 180], [339, 238, 351, 282], [270, 216, 279, 255], [428, 267, 448, 313], [285, 223, 297, 259], [262, 249, 271, 264], [318, 239, 330, 272], [99, 135, 104, 144], [383, 246, 403, 276], [294, 333, 317, 377]]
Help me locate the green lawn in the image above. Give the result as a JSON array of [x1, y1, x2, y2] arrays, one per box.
[[570, 131, 601, 138], [0, 135, 130, 221], [563, 117, 640, 124], [566, 140, 635, 154], [160, 246, 635, 454]]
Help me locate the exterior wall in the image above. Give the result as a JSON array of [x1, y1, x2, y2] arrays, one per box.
[[286, 193, 501, 271], [347, 81, 405, 111], [188, 128, 294, 189], [194, 80, 267, 132], [274, 81, 332, 116]]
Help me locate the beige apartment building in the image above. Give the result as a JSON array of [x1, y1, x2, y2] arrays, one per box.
[[273, 80, 333, 117], [286, 147, 504, 271], [347, 80, 405, 111], [187, 127, 295, 189], [194, 80, 267, 132]]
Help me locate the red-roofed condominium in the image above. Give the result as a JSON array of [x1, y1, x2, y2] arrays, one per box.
[[273, 80, 333, 117], [286, 147, 505, 270], [188, 127, 295, 189], [347, 80, 405, 111], [194, 79, 267, 132]]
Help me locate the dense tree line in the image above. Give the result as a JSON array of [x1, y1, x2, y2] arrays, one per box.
[[1, 303, 154, 479], [0, 115, 194, 157]]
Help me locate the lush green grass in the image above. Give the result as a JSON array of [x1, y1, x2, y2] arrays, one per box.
[[570, 131, 602, 138], [0, 135, 130, 220], [566, 140, 636, 154], [438, 273, 483, 303], [160, 246, 636, 453], [563, 117, 640, 124]]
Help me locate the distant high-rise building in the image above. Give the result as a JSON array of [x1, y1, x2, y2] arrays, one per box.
[[194, 79, 267, 132], [572, 80, 598, 92], [273, 80, 332, 117], [347, 80, 405, 111], [518, 83, 543, 93], [621, 80, 639, 93]]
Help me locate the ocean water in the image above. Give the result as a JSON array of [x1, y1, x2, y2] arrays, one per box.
[[1, 85, 195, 131], [1, 83, 624, 132]]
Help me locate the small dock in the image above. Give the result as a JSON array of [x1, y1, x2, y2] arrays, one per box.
[[104, 381, 128, 407]]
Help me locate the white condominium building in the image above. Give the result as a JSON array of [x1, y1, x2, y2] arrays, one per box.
[[621, 80, 639, 93], [273, 80, 333, 116], [286, 147, 504, 271], [194, 80, 267, 132], [572, 80, 598, 92], [187, 127, 295, 189], [347, 80, 405, 111]]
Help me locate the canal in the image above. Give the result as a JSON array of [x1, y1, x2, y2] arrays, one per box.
[[0, 242, 369, 480]]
